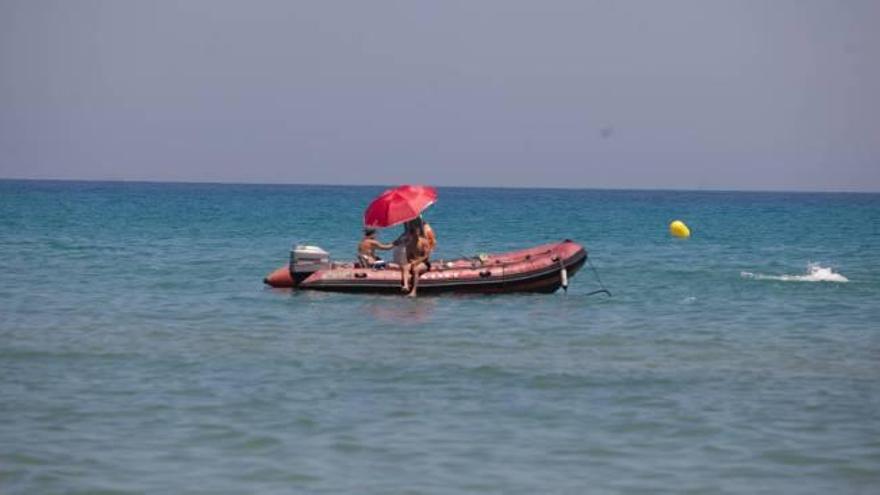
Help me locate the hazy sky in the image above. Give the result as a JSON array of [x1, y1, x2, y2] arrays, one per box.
[[2, 0, 878, 191]]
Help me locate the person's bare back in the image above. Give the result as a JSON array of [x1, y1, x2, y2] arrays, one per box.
[[358, 229, 393, 267]]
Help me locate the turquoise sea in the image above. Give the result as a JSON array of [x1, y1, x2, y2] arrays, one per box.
[[1, 180, 879, 494]]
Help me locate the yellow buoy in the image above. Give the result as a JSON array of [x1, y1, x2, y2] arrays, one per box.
[[669, 220, 691, 238]]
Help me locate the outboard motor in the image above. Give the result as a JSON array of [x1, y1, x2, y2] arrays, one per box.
[[289, 245, 330, 285]]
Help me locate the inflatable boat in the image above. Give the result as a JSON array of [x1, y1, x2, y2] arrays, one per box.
[[263, 239, 588, 294]]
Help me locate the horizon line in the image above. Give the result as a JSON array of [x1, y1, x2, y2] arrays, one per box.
[[1, 176, 878, 195]]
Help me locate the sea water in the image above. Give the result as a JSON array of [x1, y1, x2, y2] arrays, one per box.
[[1, 180, 878, 494]]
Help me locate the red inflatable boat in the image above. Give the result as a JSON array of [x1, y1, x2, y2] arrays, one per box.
[[263, 240, 587, 294]]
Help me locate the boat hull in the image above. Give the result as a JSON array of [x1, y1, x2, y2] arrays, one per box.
[[264, 240, 587, 295]]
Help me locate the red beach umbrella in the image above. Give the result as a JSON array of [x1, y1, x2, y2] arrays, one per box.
[[364, 184, 437, 228]]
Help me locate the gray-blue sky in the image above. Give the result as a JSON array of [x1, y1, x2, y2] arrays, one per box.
[[2, 0, 878, 191]]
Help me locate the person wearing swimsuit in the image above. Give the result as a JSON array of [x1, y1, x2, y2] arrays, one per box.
[[401, 218, 433, 296], [420, 218, 436, 271], [406, 232, 431, 297], [357, 228, 393, 268]]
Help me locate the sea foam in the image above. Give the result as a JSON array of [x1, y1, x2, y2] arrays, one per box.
[[741, 263, 848, 283]]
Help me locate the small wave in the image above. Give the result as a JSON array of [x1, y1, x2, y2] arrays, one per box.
[[741, 263, 848, 283]]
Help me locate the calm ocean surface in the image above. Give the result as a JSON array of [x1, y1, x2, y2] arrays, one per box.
[[1, 180, 878, 494]]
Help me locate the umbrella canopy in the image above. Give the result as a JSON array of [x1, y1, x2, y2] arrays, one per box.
[[364, 184, 437, 228]]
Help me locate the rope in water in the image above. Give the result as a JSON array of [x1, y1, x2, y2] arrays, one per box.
[[586, 257, 612, 297]]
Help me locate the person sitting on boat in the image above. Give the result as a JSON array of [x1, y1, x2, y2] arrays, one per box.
[[358, 228, 393, 268], [413, 216, 436, 271], [421, 217, 437, 254], [401, 218, 433, 296]]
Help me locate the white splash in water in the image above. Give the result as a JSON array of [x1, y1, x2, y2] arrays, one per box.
[[741, 263, 849, 283]]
